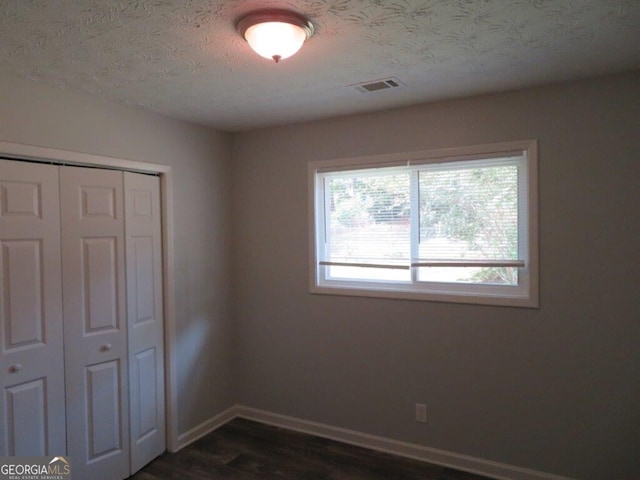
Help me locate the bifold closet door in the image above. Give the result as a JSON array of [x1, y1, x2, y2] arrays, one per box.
[[1, 161, 165, 478], [60, 167, 130, 480], [124, 172, 166, 474], [0, 160, 66, 456]]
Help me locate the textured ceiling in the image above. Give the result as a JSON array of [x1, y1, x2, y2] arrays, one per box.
[[1, 0, 639, 132]]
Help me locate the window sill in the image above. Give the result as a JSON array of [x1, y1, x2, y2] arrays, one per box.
[[310, 283, 539, 308]]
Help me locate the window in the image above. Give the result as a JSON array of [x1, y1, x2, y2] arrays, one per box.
[[309, 140, 538, 307]]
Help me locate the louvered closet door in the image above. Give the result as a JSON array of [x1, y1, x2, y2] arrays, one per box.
[[124, 172, 166, 473], [0, 160, 66, 456], [60, 166, 130, 480]]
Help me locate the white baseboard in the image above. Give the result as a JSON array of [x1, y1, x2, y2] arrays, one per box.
[[176, 404, 574, 480], [174, 405, 237, 451]]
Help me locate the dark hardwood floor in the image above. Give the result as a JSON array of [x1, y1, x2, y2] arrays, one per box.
[[128, 418, 494, 480]]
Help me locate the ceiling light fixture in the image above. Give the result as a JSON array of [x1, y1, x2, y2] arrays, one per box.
[[236, 9, 314, 63]]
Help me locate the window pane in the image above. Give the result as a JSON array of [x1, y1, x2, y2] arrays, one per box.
[[417, 162, 518, 284], [326, 265, 410, 282], [417, 266, 518, 285], [325, 172, 410, 281]]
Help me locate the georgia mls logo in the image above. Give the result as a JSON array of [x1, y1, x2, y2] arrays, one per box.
[[0, 456, 72, 479]]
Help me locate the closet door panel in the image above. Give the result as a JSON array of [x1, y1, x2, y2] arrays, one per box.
[[3, 240, 44, 346], [125, 172, 166, 474], [86, 360, 123, 459], [61, 166, 130, 480], [83, 237, 119, 332], [0, 160, 66, 456], [5, 378, 47, 455]]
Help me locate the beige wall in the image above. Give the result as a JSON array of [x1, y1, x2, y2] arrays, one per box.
[[232, 71, 640, 480], [0, 72, 235, 434]]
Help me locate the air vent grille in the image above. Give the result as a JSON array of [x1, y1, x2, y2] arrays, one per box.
[[353, 77, 404, 93]]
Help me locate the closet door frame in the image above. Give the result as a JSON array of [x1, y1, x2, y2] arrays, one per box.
[[0, 141, 179, 452]]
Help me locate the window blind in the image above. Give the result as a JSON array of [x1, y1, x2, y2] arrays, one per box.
[[323, 172, 410, 269], [318, 156, 523, 285]]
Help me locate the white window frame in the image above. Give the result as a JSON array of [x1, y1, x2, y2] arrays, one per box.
[[308, 140, 538, 308]]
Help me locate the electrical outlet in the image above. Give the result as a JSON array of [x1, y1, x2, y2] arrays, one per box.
[[415, 403, 427, 423]]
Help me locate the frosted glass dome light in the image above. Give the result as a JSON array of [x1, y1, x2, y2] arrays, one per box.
[[236, 10, 314, 63]]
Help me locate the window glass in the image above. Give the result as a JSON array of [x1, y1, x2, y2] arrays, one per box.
[[417, 160, 519, 285], [325, 171, 410, 282]]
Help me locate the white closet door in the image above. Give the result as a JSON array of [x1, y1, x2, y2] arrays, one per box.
[[124, 172, 166, 473], [60, 166, 130, 480], [0, 160, 66, 456]]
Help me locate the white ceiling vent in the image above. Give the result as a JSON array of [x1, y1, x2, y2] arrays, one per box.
[[352, 77, 404, 93]]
